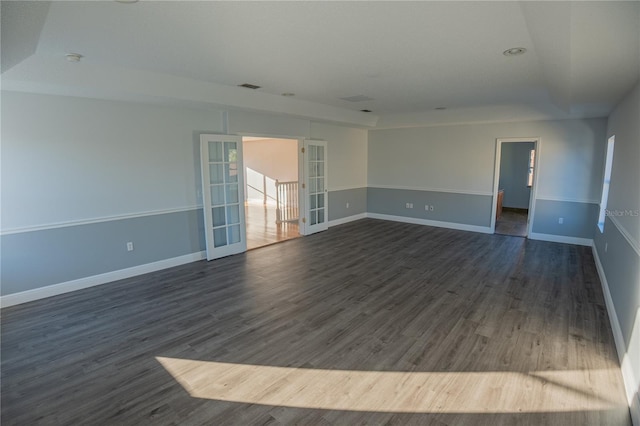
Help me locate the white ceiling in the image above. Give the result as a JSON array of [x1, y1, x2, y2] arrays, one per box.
[[2, 1, 639, 128]]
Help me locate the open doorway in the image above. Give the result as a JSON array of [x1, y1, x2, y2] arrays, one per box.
[[492, 138, 539, 237], [242, 137, 301, 249]]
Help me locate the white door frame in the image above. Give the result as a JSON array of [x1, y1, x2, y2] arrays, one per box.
[[490, 137, 541, 236], [236, 134, 328, 238], [300, 139, 328, 236], [297, 138, 305, 233], [200, 134, 247, 260], [239, 134, 304, 237]]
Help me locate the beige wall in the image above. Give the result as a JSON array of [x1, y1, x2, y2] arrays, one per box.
[[243, 138, 298, 203]]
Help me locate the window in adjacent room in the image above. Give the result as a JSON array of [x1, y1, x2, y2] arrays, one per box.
[[527, 149, 535, 187], [597, 135, 615, 233]]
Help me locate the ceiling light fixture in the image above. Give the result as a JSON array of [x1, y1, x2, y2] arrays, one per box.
[[503, 47, 527, 56], [65, 53, 83, 62], [281, 93, 295, 97]]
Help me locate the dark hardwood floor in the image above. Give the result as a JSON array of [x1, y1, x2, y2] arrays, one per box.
[[495, 208, 529, 237], [0, 219, 630, 425]]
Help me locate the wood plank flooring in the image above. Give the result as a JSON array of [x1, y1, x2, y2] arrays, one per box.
[[0, 219, 630, 425], [245, 201, 300, 250], [495, 208, 529, 237]]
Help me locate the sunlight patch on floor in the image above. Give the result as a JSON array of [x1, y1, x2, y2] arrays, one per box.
[[156, 357, 625, 413]]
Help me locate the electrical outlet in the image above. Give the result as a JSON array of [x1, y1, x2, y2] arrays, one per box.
[[127, 242, 134, 252], [558, 217, 564, 224], [406, 203, 413, 209], [425, 205, 430, 211], [346, 202, 350, 209]]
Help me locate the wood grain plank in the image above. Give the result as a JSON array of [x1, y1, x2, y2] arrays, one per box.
[[1, 219, 631, 425]]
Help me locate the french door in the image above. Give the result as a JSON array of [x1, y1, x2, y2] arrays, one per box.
[[200, 134, 247, 260], [302, 139, 328, 235]]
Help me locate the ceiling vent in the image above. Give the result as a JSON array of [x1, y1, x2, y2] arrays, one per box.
[[238, 83, 261, 90], [65, 53, 83, 62], [503, 47, 527, 56], [341, 95, 374, 102]]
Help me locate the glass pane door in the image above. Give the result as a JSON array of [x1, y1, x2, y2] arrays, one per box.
[[303, 140, 328, 235], [200, 135, 246, 260]]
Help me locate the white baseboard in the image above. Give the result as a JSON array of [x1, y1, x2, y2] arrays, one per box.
[[0, 251, 206, 308], [367, 213, 493, 234], [592, 244, 640, 426], [528, 232, 593, 246], [327, 213, 367, 228]]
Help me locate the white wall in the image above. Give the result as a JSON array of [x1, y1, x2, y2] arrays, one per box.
[[606, 82, 640, 243], [243, 138, 298, 183], [368, 118, 606, 203], [369, 126, 493, 195], [310, 122, 368, 191], [1, 91, 223, 232], [243, 138, 298, 204], [595, 81, 640, 422], [0, 90, 371, 301], [0, 91, 370, 233], [228, 110, 310, 139]]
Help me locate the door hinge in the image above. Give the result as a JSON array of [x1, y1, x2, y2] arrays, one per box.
[[302, 217, 306, 223], [301, 147, 305, 154]]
